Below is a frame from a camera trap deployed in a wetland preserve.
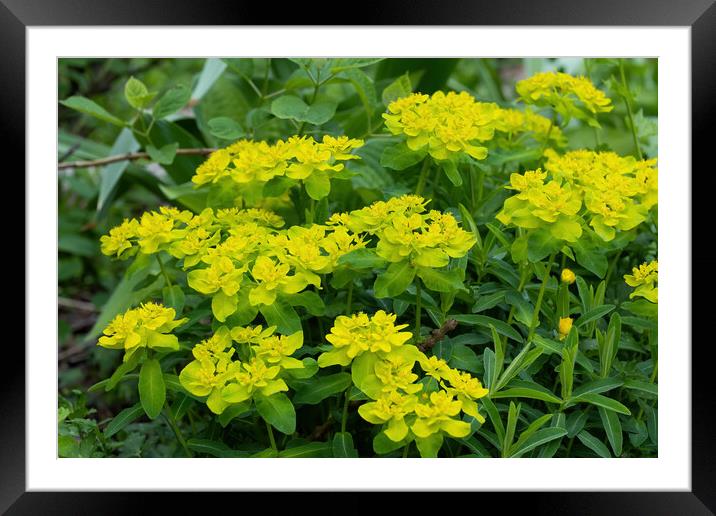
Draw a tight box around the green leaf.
[304,172,331,200]
[577,429,611,457]
[259,298,302,335]
[207,116,243,140]
[192,58,227,100]
[284,291,325,316]
[58,233,96,257]
[481,396,504,444]
[292,373,351,405]
[162,285,185,314]
[270,95,337,125]
[97,128,140,211]
[60,96,125,127]
[152,83,191,119]
[527,228,561,263]
[332,432,359,458]
[490,380,562,404]
[622,380,658,396]
[337,248,387,269]
[448,345,481,374]
[211,291,237,322]
[105,352,141,392]
[380,142,426,170]
[104,403,144,438]
[373,431,406,455]
[571,377,623,398]
[124,77,155,109]
[452,314,523,343]
[254,393,296,435]
[573,239,608,278]
[187,439,248,458]
[138,359,166,420]
[441,159,462,186]
[279,442,332,458]
[575,304,615,327]
[509,427,568,458]
[569,393,631,415]
[416,267,463,293]
[381,72,412,105]
[217,401,251,427]
[330,58,384,73]
[374,261,416,298]
[415,433,444,458]
[598,407,623,456]
[146,142,178,165]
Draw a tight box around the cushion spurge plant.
[82,58,657,459]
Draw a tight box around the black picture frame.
[6,1,713,513]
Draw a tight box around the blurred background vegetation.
[57,57,657,457]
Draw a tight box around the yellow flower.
[442,369,488,422]
[358,391,418,442]
[248,255,315,306]
[317,310,412,367]
[624,260,658,303]
[187,256,245,297]
[561,268,576,284]
[98,302,187,360]
[100,218,139,258]
[135,211,181,254]
[221,357,288,404]
[558,317,573,340]
[411,391,472,439]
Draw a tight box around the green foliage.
[58,57,658,459]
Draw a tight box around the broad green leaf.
[304,172,331,200]
[575,304,615,327]
[192,58,227,100]
[207,116,243,140]
[284,291,325,316]
[415,433,444,458]
[279,442,332,458]
[124,77,155,109]
[337,248,387,269]
[292,373,351,405]
[217,402,252,427]
[60,96,125,127]
[97,128,140,211]
[380,142,426,170]
[598,407,623,456]
[416,267,463,293]
[452,314,523,343]
[527,228,561,263]
[373,432,405,455]
[381,72,412,105]
[270,95,337,125]
[374,261,416,298]
[259,298,302,335]
[332,432,359,458]
[162,285,185,314]
[138,359,166,420]
[573,239,608,278]
[104,403,144,438]
[448,345,481,374]
[146,142,178,165]
[255,392,296,435]
[58,234,96,257]
[212,291,237,322]
[577,429,611,457]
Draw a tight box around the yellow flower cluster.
[317,311,488,448]
[493,107,566,146]
[98,302,187,361]
[624,260,658,303]
[178,325,304,414]
[331,194,476,268]
[191,135,364,201]
[383,91,498,161]
[497,149,657,243]
[516,71,613,120]
[544,149,658,241]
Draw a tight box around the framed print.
[5,0,714,512]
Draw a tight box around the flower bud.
[561,268,576,284]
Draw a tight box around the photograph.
[56,56,659,459]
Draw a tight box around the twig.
[417,319,458,353]
[58,297,98,312]
[57,148,216,170]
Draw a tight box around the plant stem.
[403,441,410,458]
[526,252,557,343]
[604,250,623,287]
[341,389,350,433]
[415,158,431,196]
[345,281,354,315]
[57,148,216,170]
[163,407,192,457]
[265,419,278,452]
[414,279,422,343]
[156,255,172,288]
[619,59,643,160]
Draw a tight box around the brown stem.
[57,148,216,170]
